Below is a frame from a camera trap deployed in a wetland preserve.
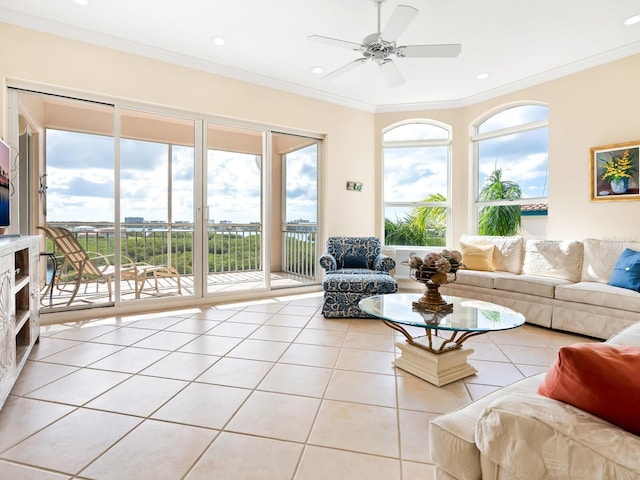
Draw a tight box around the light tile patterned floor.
[0,291,597,480]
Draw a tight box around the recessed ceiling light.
[209,36,226,46]
[311,66,325,75]
[477,73,489,80]
[623,14,640,25]
[73,0,89,5]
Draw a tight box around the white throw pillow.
[581,238,640,283]
[459,235,524,274]
[523,240,584,282]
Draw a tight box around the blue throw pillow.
[608,248,640,292]
[343,255,368,269]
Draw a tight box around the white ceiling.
[1,0,640,112]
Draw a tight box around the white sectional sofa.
[439,235,640,340]
[429,322,640,480]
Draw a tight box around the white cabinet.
[0,236,40,409]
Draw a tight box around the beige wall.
[2,22,640,243]
[377,54,640,243]
[0,23,376,238]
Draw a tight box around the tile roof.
[521,203,548,213]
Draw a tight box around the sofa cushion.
[538,342,640,435]
[342,254,368,269]
[460,235,524,274]
[322,273,398,294]
[581,238,640,283]
[454,269,510,289]
[555,281,640,313]
[522,239,584,282]
[460,243,495,271]
[608,322,640,346]
[429,374,544,480]
[477,392,640,480]
[608,248,640,292]
[494,274,572,299]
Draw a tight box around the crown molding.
[0,8,378,113]
[2,8,640,115]
[375,41,640,113]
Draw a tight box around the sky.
[383,105,549,208]
[476,105,549,199]
[384,145,448,202]
[477,127,549,198]
[45,104,545,226]
[381,105,548,225]
[45,129,318,224]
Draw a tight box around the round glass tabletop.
[359,293,525,333]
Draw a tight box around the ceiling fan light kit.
[309,0,461,87]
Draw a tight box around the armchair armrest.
[374,253,395,273]
[319,253,337,272]
[476,392,640,479]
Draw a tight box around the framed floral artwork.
[590,141,640,201]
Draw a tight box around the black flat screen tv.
[0,138,10,228]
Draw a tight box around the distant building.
[287,219,315,233]
[124,217,144,224]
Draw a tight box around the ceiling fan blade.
[396,44,462,58]
[381,5,418,42]
[322,58,367,82]
[307,35,361,51]
[379,60,405,88]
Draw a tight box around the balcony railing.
[42,221,317,291]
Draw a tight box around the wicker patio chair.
[37,226,180,305]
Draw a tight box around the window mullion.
[383,139,451,148]
[471,119,548,142]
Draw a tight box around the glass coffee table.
[359,293,525,386]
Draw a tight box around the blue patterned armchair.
[319,236,395,274]
[319,237,398,317]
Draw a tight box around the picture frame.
[590,141,640,201]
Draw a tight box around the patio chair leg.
[151,267,181,295]
[65,260,91,306]
[66,280,81,306]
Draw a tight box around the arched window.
[382,120,451,246]
[472,104,549,236]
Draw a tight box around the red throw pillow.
[538,342,640,436]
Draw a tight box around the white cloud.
[46,130,316,225]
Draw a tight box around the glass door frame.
[8,81,324,315]
[201,121,270,297]
[276,132,322,285]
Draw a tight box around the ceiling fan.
[308,0,461,87]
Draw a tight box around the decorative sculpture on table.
[403,249,464,312]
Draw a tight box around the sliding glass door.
[12,87,321,312]
[273,133,319,287]
[205,123,266,294]
[39,95,118,307]
[119,108,195,299]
